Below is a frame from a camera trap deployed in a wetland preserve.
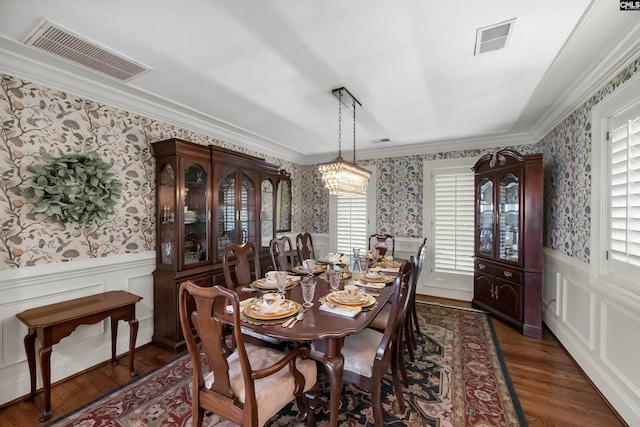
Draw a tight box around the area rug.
[45,302,526,426]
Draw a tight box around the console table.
[16,290,142,421]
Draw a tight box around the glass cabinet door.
[260,178,274,248]
[158,163,176,265]
[478,177,494,257]
[217,171,236,255]
[240,173,256,245]
[183,163,209,265]
[498,172,520,262]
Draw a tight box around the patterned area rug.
[45,302,526,426]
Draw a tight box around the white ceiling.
[1,1,639,164]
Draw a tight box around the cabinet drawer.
[475,260,522,283]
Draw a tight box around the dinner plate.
[292,265,324,275]
[251,278,296,290]
[327,291,376,308]
[244,300,301,320]
[359,273,394,283]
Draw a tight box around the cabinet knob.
[478,263,486,270]
[503,271,512,278]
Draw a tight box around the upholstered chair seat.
[204,341,317,426]
[341,328,384,378]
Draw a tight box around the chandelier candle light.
[319,87,371,196]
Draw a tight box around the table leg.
[128,318,139,377]
[322,337,344,427]
[110,316,118,364]
[37,340,53,422]
[23,330,37,401]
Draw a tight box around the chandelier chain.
[352,99,356,163]
[337,91,342,157]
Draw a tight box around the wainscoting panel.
[543,248,640,426]
[561,276,595,350]
[0,252,156,407]
[601,300,640,397]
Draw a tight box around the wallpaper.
[539,56,640,263]
[0,73,299,270]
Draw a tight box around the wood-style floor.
[0,296,626,427]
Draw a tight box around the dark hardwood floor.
[0,296,626,426]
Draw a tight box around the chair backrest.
[376,257,414,362]
[223,241,261,289]
[295,233,315,262]
[178,281,256,424]
[270,236,295,271]
[415,237,427,284]
[369,233,395,257]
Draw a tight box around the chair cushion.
[368,303,391,330]
[342,328,383,378]
[204,342,316,426]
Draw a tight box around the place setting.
[239,292,303,326]
[249,270,300,292]
[291,258,324,275]
[320,283,377,317]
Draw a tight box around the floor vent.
[475,18,516,55]
[24,19,151,82]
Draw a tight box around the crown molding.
[0,36,308,164]
[304,131,536,164]
[529,8,640,143]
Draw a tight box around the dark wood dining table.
[236,274,394,427]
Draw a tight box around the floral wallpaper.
[0,73,299,270]
[539,56,640,264]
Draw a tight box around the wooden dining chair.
[339,259,414,426]
[295,233,315,262]
[178,281,317,427]
[369,233,394,257]
[270,236,295,271]
[223,241,262,290]
[406,238,427,354]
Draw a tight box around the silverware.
[287,310,306,328]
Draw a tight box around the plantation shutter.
[433,168,475,275]
[336,194,368,254]
[609,109,640,269]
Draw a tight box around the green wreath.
[28,153,122,224]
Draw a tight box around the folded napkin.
[354,279,386,290]
[370,266,400,274]
[287,275,301,282]
[226,297,258,313]
[319,302,362,317]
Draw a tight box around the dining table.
[234,270,395,427]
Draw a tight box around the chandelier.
[318,87,371,196]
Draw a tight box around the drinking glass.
[301,278,316,307]
[304,258,316,276]
[275,271,288,294]
[328,270,341,291]
[358,256,369,275]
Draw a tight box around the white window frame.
[422,157,477,297]
[329,165,376,254]
[592,72,640,296]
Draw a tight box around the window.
[329,166,376,256]
[592,73,640,289]
[423,158,476,292]
[608,108,640,273]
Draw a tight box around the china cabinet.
[152,139,289,352]
[472,149,543,339]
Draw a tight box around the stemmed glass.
[328,270,341,291]
[301,277,316,307]
[304,259,316,276]
[275,271,288,295]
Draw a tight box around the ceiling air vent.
[474,18,516,55]
[24,19,151,82]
